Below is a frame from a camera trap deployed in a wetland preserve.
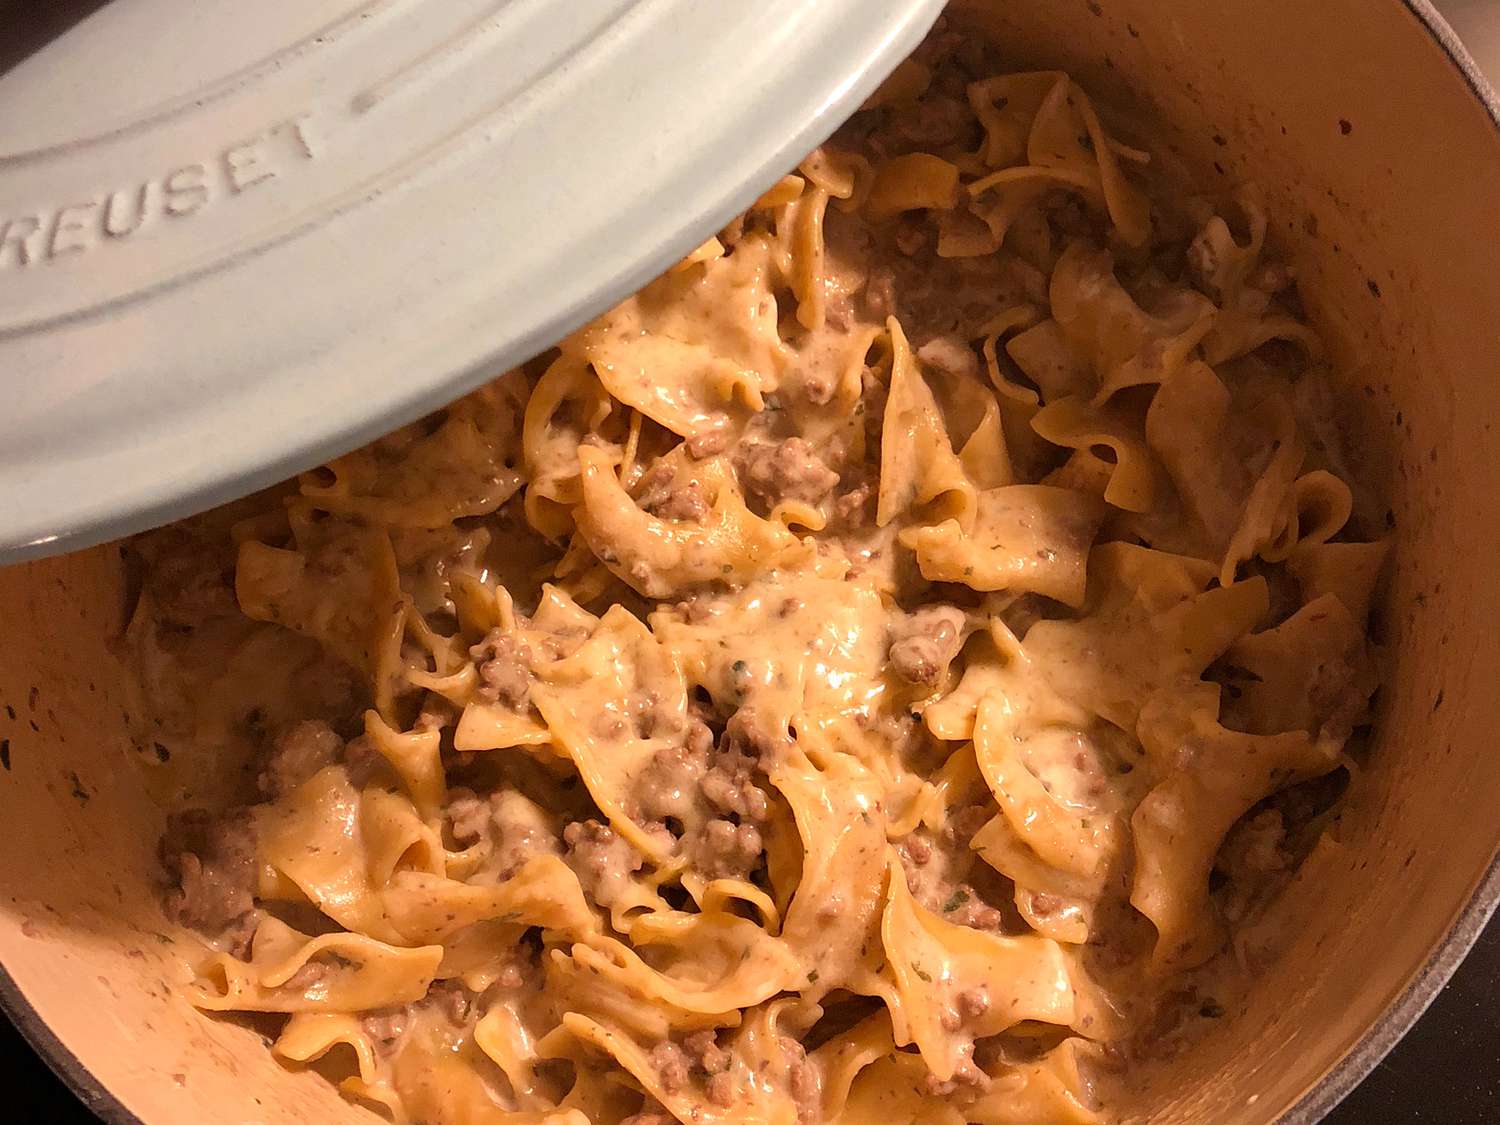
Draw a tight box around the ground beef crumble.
[160,808,258,948]
[637,461,711,522]
[563,819,644,908]
[257,719,343,798]
[445,787,561,878]
[469,629,532,707]
[694,819,765,880]
[361,1008,409,1054]
[741,438,841,507]
[898,805,1005,931]
[888,605,967,687]
[127,17,1380,1121]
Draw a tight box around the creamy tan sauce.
[130,19,1386,1125]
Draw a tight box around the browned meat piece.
[742,438,841,507]
[875,66,979,152]
[901,835,933,866]
[685,423,732,459]
[445,787,492,847]
[137,525,240,629]
[469,629,531,707]
[707,1071,735,1106]
[1309,653,1369,742]
[719,214,746,249]
[649,1040,690,1094]
[865,236,1048,344]
[699,744,771,822]
[683,1029,731,1076]
[922,1064,991,1097]
[643,1031,734,1105]
[783,1035,821,1118]
[257,719,343,798]
[888,605,966,687]
[635,742,710,823]
[685,715,715,755]
[342,733,383,788]
[688,1028,736,1107]
[940,883,1004,930]
[281,959,327,993]
[637,462,710,522]
[425,980,473,1024]
[834,480,875,528]
[898,806,1005,932]
[637,705,774,834]
[361,1008,409,1054]
[444,788,561,879]
[160,809,257,938]
[956,987,991,1021]
[720,707,783,767]
[695,819,764,880]
[564,819,644,908]
[798,364,839,407]
[944,805,991,850]
[1219,809,1290,883]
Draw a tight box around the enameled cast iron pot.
[1,1,1497,1121]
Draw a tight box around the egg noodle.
[130,22,1387,1125]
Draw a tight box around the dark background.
[2,0,1496,1120]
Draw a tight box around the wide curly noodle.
[129,20,1386,1125]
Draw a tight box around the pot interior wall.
[0,548,363,1122]
[1,1,1498,1123]
[953,0,1500,1120]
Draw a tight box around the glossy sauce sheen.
[127,21,1387,1125]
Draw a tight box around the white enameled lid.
[0,0,944,563]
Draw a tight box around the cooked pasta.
[127,19,1387,1125]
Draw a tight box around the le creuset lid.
[0,0,945,564]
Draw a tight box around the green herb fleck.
[807,970,820,984]
[942,888,970,913]
[729,660,751,697]
[911,962,933,983]
[1200,1000,1225,1019]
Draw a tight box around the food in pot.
[127,20,1388,1124]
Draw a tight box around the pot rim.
[0,958,141,1124]
[3,2,1499,1123]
